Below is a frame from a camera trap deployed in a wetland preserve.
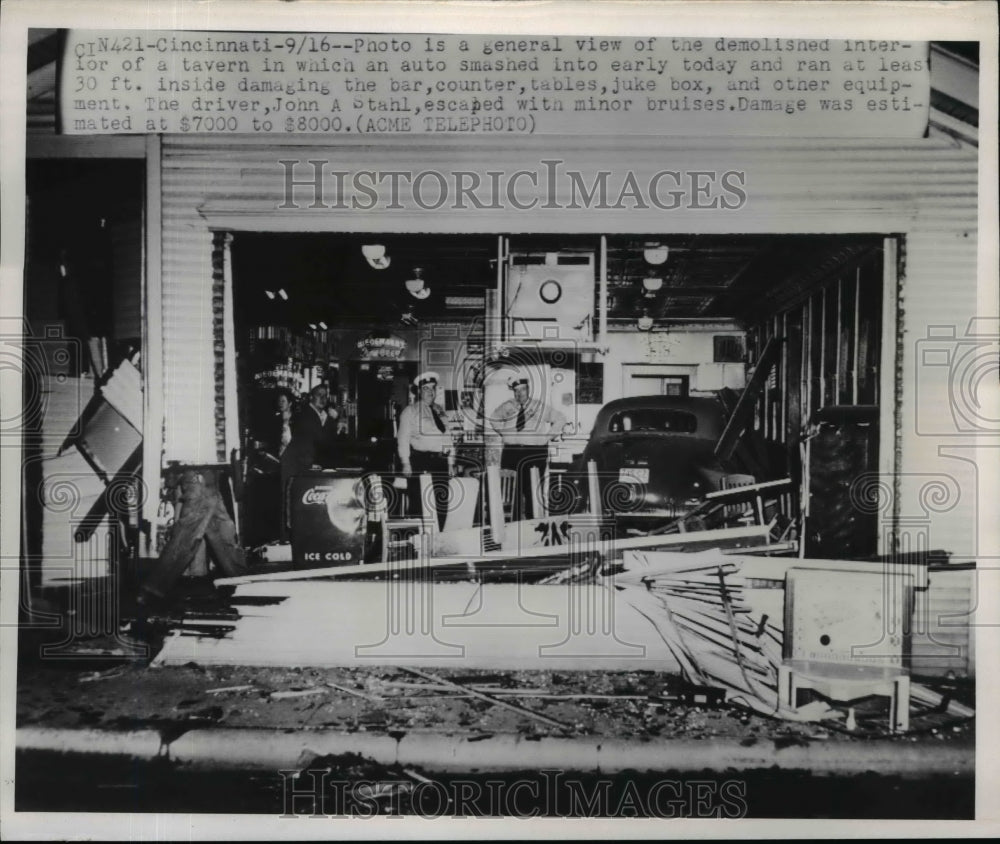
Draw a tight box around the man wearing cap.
[490,371,567,521]
[397,371,454,529]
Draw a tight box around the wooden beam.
[215,523,772,586]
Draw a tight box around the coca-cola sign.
[301,486,333,505]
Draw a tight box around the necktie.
[516,404,526,432]
[430,405,446,433]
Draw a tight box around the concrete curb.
[17,726,973,778]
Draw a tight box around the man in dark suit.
[279,383,338,536]
[289,383,338,468]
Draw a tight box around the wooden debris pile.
[156,540,976,734]
[613,549,977,729]
[614,552,804,720]
[619,562,781,714]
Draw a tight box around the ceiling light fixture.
[318,321,328,330]
[400,304,419,326]
[643,243,669,266]
[362,244,391,269]
[405,267,431,300]
[264,290,276,300]
[637,310,654,331]
[277,288,289,300]
[642,276,664,295]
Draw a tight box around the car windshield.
[607,409,699,434]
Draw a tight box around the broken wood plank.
[78,667,127,683]
[269,688,327,700]
[215,524,772,587]
[205,684,255,695]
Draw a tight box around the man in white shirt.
[490,372,566,521]
[397,371,454,528]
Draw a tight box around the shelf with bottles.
[248,325,338,367]
[253,360,337,398]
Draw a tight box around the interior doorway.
[353,361,417,442]
[625,369,692,398]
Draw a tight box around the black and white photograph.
[1,0,997,838]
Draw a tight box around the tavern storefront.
[19,33,982,681]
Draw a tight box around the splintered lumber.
[215,523,772,587]
[402,667,572,732]
[618,558,782,709]
[152,581,682,672]
[622,588,707,684]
